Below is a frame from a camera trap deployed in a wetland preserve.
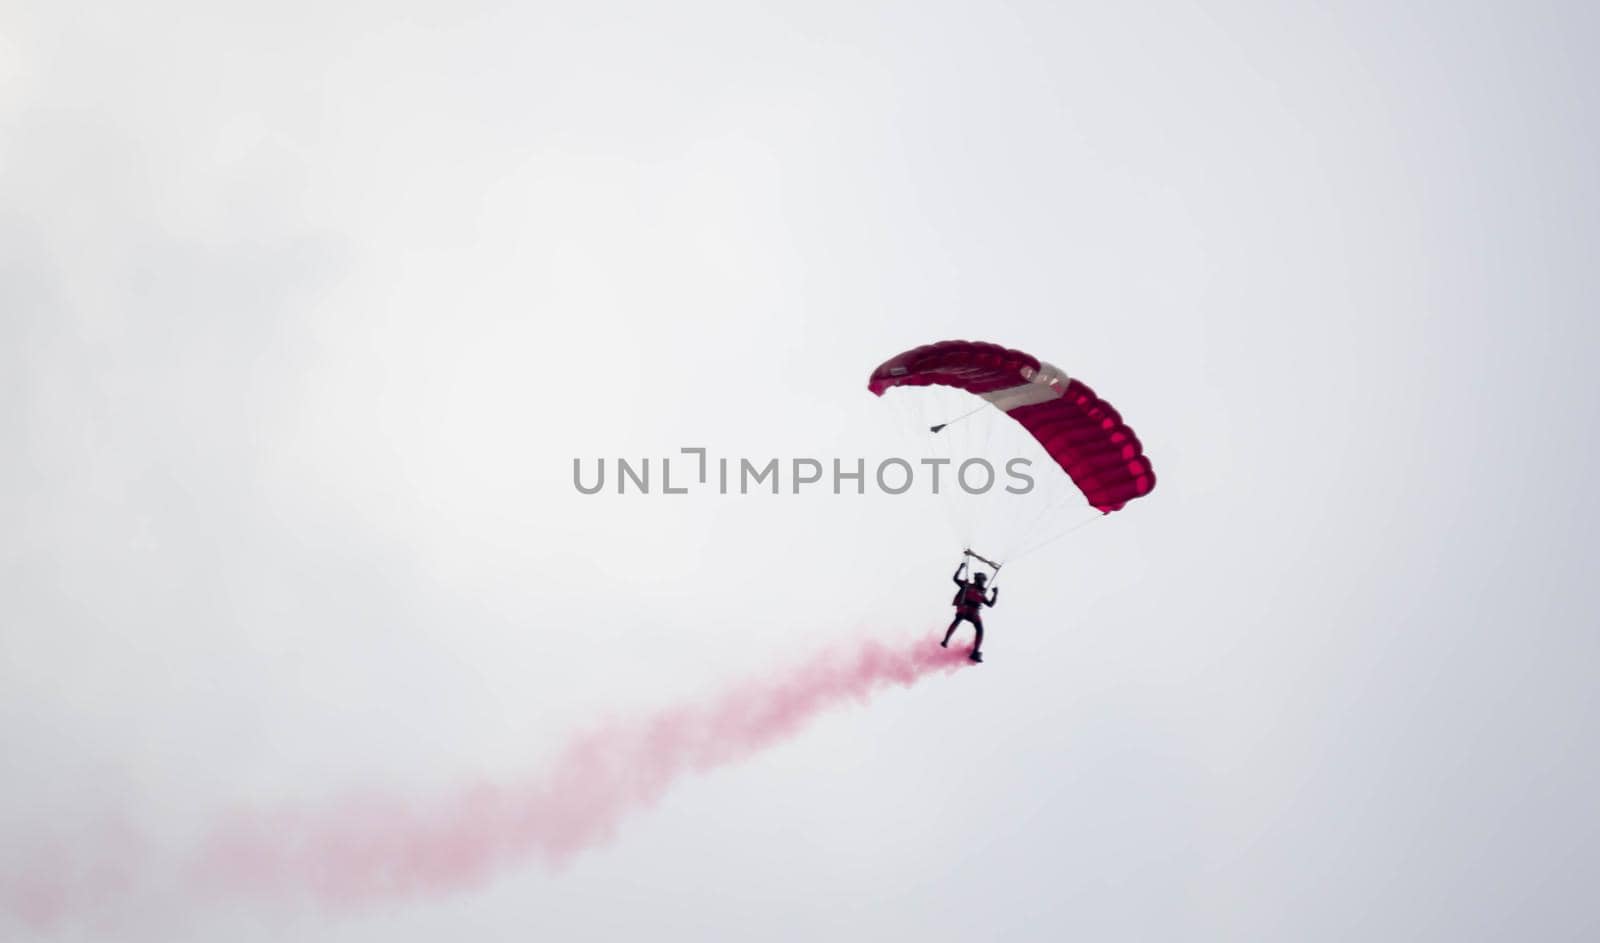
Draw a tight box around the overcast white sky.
[4,1,1598,940]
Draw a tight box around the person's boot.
[969,650,984,663]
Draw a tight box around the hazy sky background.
[4,1,1598,939]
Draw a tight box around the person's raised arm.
[953,560,967,585]
[986,586,999,606]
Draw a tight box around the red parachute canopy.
[867,340,1155,512]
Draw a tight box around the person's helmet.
[974,572,988,585]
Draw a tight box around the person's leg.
[942,616,963,647]
[969,616,984,660]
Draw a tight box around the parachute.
[867,340,1155,565]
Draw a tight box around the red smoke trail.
[201,634,974,907]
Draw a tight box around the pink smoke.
[200,634,973,908]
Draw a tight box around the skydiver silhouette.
[943,553,997,662]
